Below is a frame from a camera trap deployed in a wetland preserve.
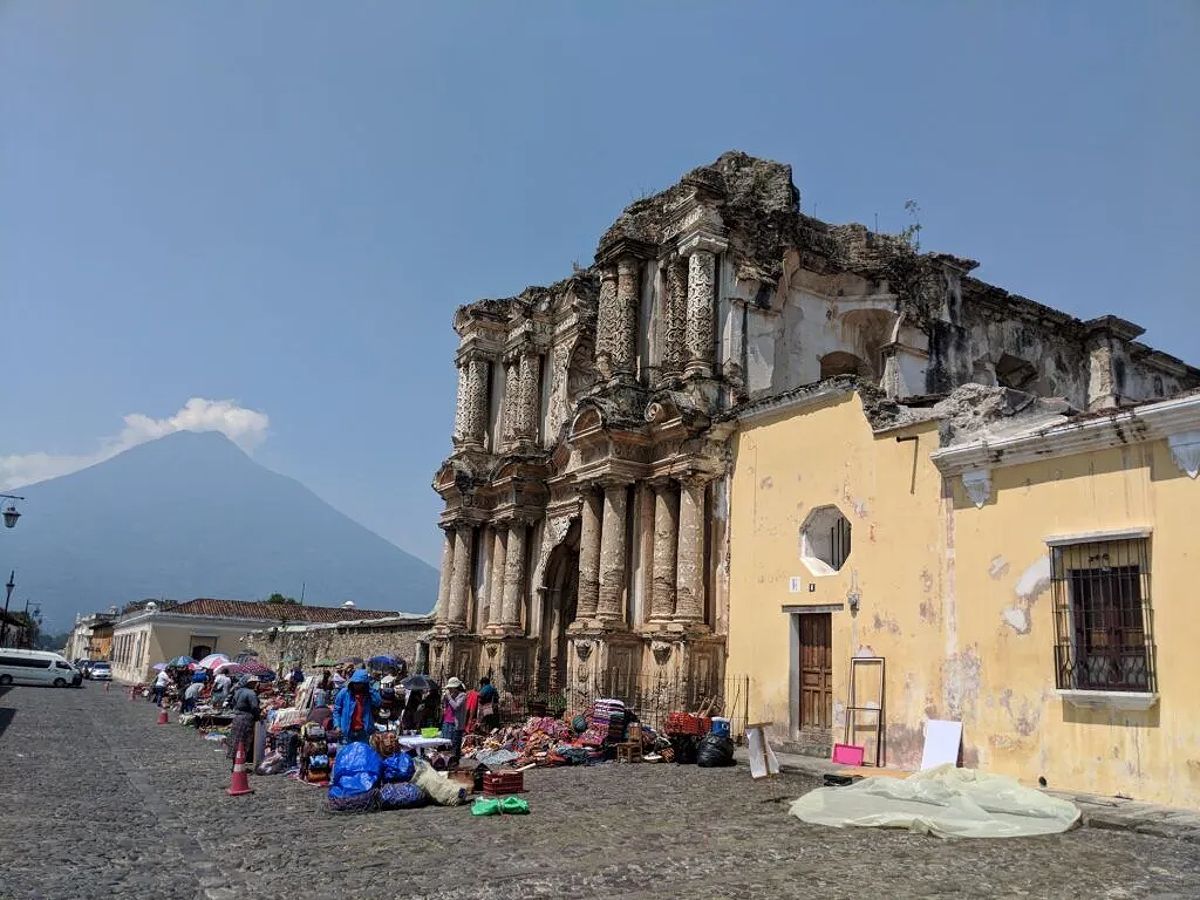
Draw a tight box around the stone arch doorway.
[537,521,580,693]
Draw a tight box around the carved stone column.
[576,487,602,622]
[594,266,619,380]
[500,519,528,630]
[457,353,489,450]
[612,256,641,379]
[435,526,455,625]
[447,523,474,627]
[487,523,508,627]
[597,482,629,624]
[674,478,707,624]
[683,250,716,378]
[516,349,540,442]
[649,482,679,622]
[663,256,688,378]
[451,362,469,446]
[500,356,520,448]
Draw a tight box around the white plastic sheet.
[789,765,1080,839]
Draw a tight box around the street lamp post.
[2,493,24,529]
[1,494,26,646]
[0,571,13,648]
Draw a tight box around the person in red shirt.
[332,669,381,743]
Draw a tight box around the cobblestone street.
[2,684,1199,900]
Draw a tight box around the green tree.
[267,592,301,605]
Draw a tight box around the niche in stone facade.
[800,504,853,576]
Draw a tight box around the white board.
[920,719,963,771]
[746,725,781,779]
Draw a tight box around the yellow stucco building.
[726,381,1200,807]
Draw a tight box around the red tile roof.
[163,598,401,624]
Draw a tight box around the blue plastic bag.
[382,753,415,783]
[330,740,382,797]
[379,782,427,809]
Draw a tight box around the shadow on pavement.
[0,705,14,740]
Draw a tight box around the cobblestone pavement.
[3,684,1200,900]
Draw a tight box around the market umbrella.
[314,658,337,667]
[151,662,167,671]
[400,674,437,692]
[196,653,230,670]
[227,661,277,682]
[169,655,194,668]
[368,654,397,668]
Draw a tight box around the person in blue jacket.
[332,668,381,743]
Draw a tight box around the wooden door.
[799,613,833,730]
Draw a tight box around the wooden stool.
[615,741,642,763]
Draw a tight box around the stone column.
[663,256,688,378]
[576,487,602,622]
[683,248,717,378]
[597,482,629,623]
[649,482,679,622]
[612,255,640,379]
[674,478,707,623]
[500,357,520,449]
[458,354,490,449]
[501,520,528,629]
[435,527,455,625]
[594,266,619,379]
[447,523,473,627]
[451,362,469,446]
[487,523,508,627]
[517,350,540,442]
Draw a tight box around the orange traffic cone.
[157,705,169,725]
[227,741,254,796]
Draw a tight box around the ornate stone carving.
[501,520,528,627]
[501,358,520,448]
[594,267,618,379]
[487,523,507,627]
[612,256,640,378]
[663,256,688,376]
[574,639,593,661]
[485,642,499,658]
[461,355,490,448]
[651,640,673,666]
[451,363,469,445]
[516,350,540,441]
[684,249,716,378]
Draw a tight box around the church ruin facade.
[427,151,1197,703]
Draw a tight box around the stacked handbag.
[300,722,332,784]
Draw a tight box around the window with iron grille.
[1051,537,1156,693]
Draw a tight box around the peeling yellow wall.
[727,391,1200,807]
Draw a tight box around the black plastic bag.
[670,734,698,765]
[696,733,736,768]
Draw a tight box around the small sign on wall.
[788,576,803,594]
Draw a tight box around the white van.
[0,648,83,687]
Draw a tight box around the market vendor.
[441,677,468,763]
[228,675,261,766]
[211,669,232,707]
[182,679,204,714]
[332,669,381,744]
[477,676,499,732]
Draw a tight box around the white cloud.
[0,398,270,490]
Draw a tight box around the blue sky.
[2,1,1197,570]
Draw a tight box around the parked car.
[0,649,84,687]
[88,661,112,681]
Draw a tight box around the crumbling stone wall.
[243,616,434,674]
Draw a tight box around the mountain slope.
[3,431,438,628]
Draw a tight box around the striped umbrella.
[196,653,231,670]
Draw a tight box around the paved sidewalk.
[736,747,1200,843]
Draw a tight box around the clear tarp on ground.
[789,765,1081,839]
